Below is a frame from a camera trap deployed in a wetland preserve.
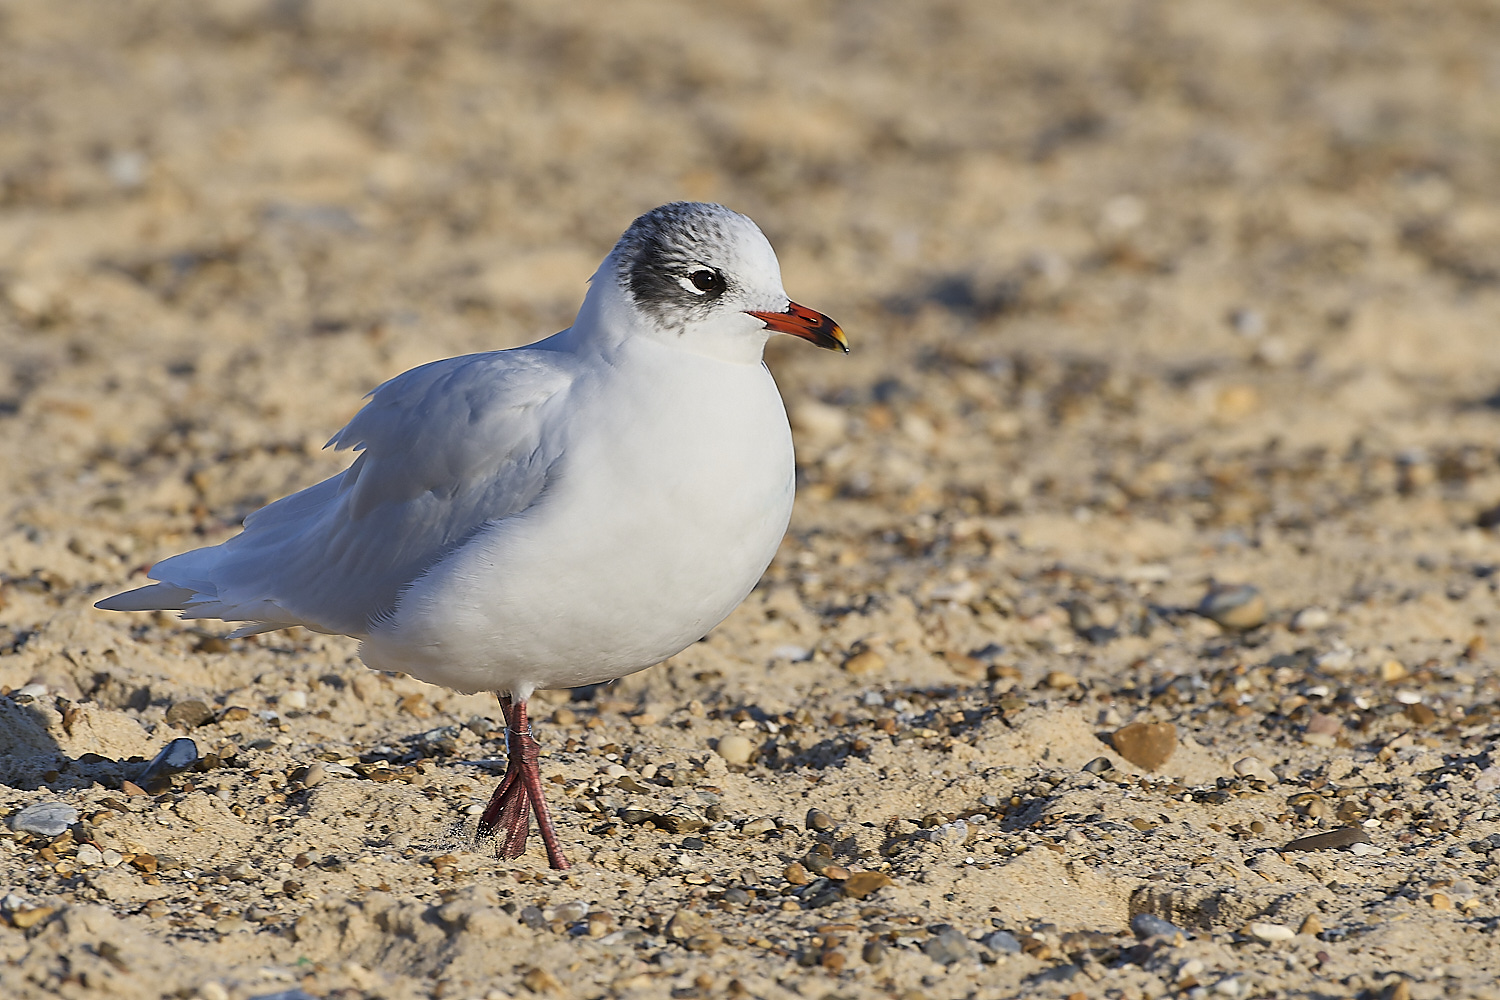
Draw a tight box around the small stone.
[782,863,811,885]
[1233,757,1278,784]
[548,900,589,924]
[861,938,887,964]
[980,930,1022,953]
[1249,922,1294,942]
[1082,756,1114,775]
[140,738,200,782]
[843,649,885,675]
[1282,827,1371,852]
[281,690,308,711]
[1111,722,1177,771]
[1290,607,1330,632]
[1385,981,1411,1000]
[301,762,328,788]
[1379,659,1409,683]
[1298,914,1323,936]
[1215,977,1243,998]
[8,906,55,929]
[218,707,250,723]
[1131,913,1183,940]
[214,916,251,934]
[665,910,709,941]
[739,817,776,837]
[10,801,78,837]
[840,871,893,900]
[165,700,215,730]
[197,982,230,1000]
[922,926,971,965]
[806,808,835,831]
[519,967,561,994]
[1403,704,1437,730]
[1045,671,1078,689]
[1430,892,1452,910]
[715,735,755,766]
[1197,583,1266,630]
[76,844,104,866]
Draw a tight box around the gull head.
[597,202,846,362]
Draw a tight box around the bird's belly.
[362,365,795,695]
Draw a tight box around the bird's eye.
[684,268,724,295]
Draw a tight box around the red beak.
[746,301,849,353]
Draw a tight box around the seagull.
[96,202,847,870]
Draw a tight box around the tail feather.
[94,583,202,613]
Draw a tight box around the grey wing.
[97,348,576,637]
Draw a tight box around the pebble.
[715,735,755,766]
[165,700,215,729]
[75,844,104,866]
[10,801,78,837]
[1298,914,1323,936]
[1112,722,1177,771]
[1249,921,1294,942]
[301,762,328,788]
[1045,671,1078,689]
[281,690,308,710]
[922,925,972,965]
[1131,913,1184,940]
[1082,756,1114,774]
[1197,583,1266,630]
[861,938,887,964]
[840,871,893,900]
[1290,607,1330,632]
[806,808,835,831]
[1379,659,1409,683]
[1430,892,1452,910]
[1282,827,1371,852]
[842,649,885,675]
[548,900,588,923]
[980,929,1021,954]
[1233,757,1278,784]
[739,817,776,837]
[665,909,709,941]
[783,863,811,885]
[140,737,200,782]
[197,983,230,1000]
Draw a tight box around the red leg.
[476,694,571,870]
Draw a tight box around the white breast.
[359,338,795,696]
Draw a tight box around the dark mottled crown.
[613,202,747,327]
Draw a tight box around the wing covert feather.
[145,349,576,635]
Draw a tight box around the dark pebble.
[140,738,200,782]
[720,887,751,905]
[861,938,887,964]
[518,905,547,930]
[1282,827,1372,852]
[165,700,215,730]
[1082,756,1114,774]
[1131,913,1184,939]
[806,808,835,831]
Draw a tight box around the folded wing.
[96,348,576,637]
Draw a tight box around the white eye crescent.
[680,268,724,296]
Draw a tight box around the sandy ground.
[4,1,1500,998]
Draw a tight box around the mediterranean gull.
[96,202,847,870]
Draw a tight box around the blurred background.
[3,0,1500,677]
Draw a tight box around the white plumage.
[97,202,846,869]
